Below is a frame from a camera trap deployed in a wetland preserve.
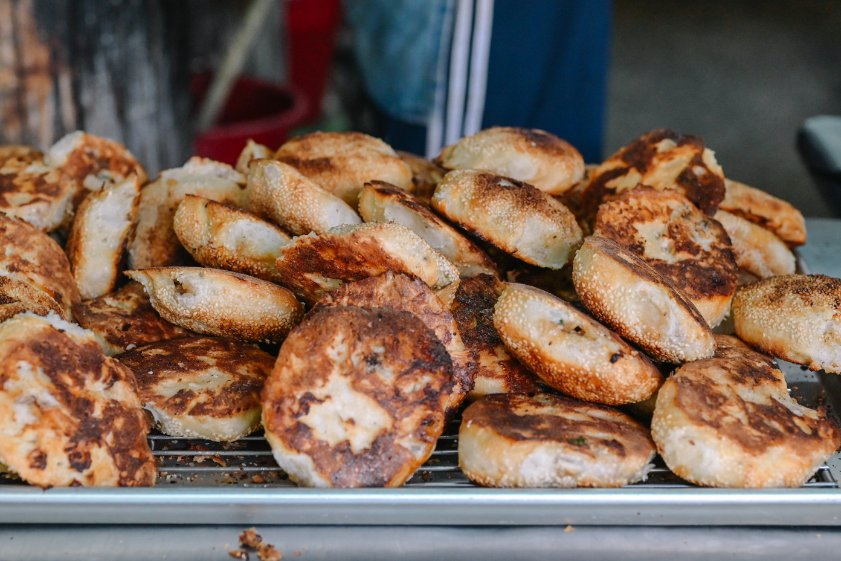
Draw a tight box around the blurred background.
[1,0,839,216]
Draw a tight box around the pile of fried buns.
[0,126,837,489]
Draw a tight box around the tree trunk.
[0,0,192,174]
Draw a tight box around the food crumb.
[228,548,249,560]
[251,473,266,484]
[564,525,575,533]
[239,527,283,561]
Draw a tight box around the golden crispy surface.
[46,131,147,200]
[721,179,806,246]
[0,146,76,231]
[173,195,291,284]
[127,157,246,269]
[732,275,841,373]
[432,170,583,269]
[0,213,78,319]
[583,128,725,219]
[572,236,715,363]
[494,283,662,405]
[714,210,795,279]
[437,127,585,195]
[652,335,841,487]
[451,275,538,398]
[0,313,155,487]
[273,222,459,304]
[358,180,498,278]
[262,306,452,487]
[65,176,141,300]
[245,159,360,236]
[595,186,738,327]
[275,131,412,205]
[126,267,303,344]
[459,393,655,488]
[118,336,272,441]
[72,282,188,355]
[318,272,475,413]
[396,150,444,202]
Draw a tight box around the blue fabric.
[344,0,452,125]
[482,0,612,162]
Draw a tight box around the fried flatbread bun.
[273,222,460,304]
[594,186,738,327]
[126,267,303,343]
[72,282,188,355]
[235,139,273,175]
[262,306,452,487]
[732,275,841,373]
[458,393,656,488]
[0,213,78,320]
[432,170,583,269]
[714,210,795,279]
[572,236,715,363]
[494,283,662,405]
[720,179,806,246]
[245,159,361,235]
[46,131,147,198]
[173,195,291,284]
[359,180,497,277]
[0,146,76,231]
[437,127,585,196]
[0,313,155,487]
[128,157,246,269]
[66,175,141,299]
[451,275,538,398]
[396,150,444,203]
[275,131,412,205]
[652,335,841,487]
[318,272,475,413]
[118,336,273,441]
[583,128,725,217]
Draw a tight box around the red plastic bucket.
[192,73,308,165]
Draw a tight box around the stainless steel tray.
[0,359,839,527]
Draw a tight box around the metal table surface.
[1,218,840,561]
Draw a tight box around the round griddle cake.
[652,335,841,487]
[358,180,498,278]
[245,159,361,236]
[0,213,78,320]
[459,393,656,488]
[720,179,806,247]
[451,275,538,398]
[437,127,585,196]
[594,186,738,327]
[0,146,76,231]
[494,283,662,405]
[118,336,273,441]
[262,306,453,487]
[582,128,725,218]
[126,267,303,344]
[732,275,841,373]
[46,131,147,201]
[273,222,460,305]
[572,236,715,363]
[318,271,475,413]
[275,131,412,205]
[432,170,583,270]
[714,210,795,279]
[0,313,155,487]
[173,195,291,284]
[72,282,188,355]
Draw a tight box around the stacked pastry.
[0,125,836,490]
